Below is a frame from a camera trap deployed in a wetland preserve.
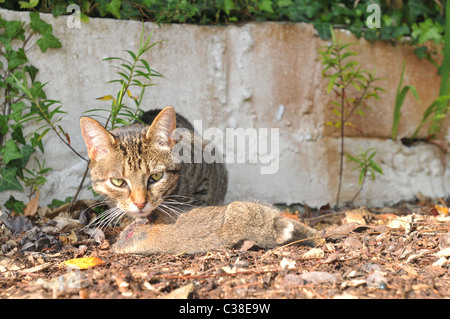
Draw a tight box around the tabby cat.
[80,106,320,255]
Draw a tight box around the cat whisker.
[95,208,126,229]
[162,195,201,210]
[85,207,127,242]
[156,204,182,222]
[79,198,113,222]
[163,199,196,206]
[162,201,197,210]
[162,194,198,202]
[158,202,207,236]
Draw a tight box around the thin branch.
[68,161,90,212]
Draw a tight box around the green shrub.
[0,12,63,212]
[0,0,445,45]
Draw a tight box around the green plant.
[320,27,384,206]
[428,0,450,137]
[345,147,383,203]
[391,61,420,140]
[394,1,450,142]
[0,12,63,211]
[85,25,163,129]
[3,0,446,52]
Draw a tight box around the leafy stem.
[320,27,384,206]
[346,148,383,203]
[10,71,87,162]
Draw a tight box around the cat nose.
[134,201,147,210]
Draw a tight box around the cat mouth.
[129,211,152,218]
[125,204,154,218]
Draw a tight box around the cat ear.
[145,106,177,148]
[80,117,116,161]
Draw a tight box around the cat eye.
[148,172,164,185]
[110,178,126,187]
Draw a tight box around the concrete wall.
[1,8,449,208]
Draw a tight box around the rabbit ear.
[145,106,177,148]
[80,117,116,161]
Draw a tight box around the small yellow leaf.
[62,257,105,270]
[126,89,139,100]
[435,205,448,216]
[96,95,113,101]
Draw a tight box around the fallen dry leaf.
[160,283,194,299]
[302,247,325,259]
[435,205,448,216]
[432,257,448,267]
[59,230,78,245]
[115,276,132,297]
[435,247,450,258]
[19,262,53,274]
[280,257,296,269]
[342,208,369,225]
[24,191,40,217]
[62,257,105,270]
[341,279,366,288]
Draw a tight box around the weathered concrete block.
[0,9,448,208]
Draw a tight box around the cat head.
[80,106,181,218]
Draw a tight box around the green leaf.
[392,61,420,139]
[326,73,339,93]
[11,124,26,144]
[25,65,39,83]
[19,0,38,9]
[30,132,44,153]
[414,46,428,59]
[369,161,383,175]
[358,169,366,185]
[1,140,23,164]
[4,195,26,214]
[125,49,137,61]
[431,1,450,135]
[106,0,122,19]
[5,48,28,70]
[0,167,23,191]
[313,21,332,40]
[0,115,8,135]
[278,0,293,7]
[19,144,35,168]
[406,0,433,25]
[4,19,25,41]
[36,33,62,53]
[30,12,62,52]
[259,0,273,13]
[223,0,236,15]
[30,12,50,33]
[48,196,72,208]
[364,29,378,41]
[80,12,90,24]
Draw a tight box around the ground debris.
[0,200,448,299]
